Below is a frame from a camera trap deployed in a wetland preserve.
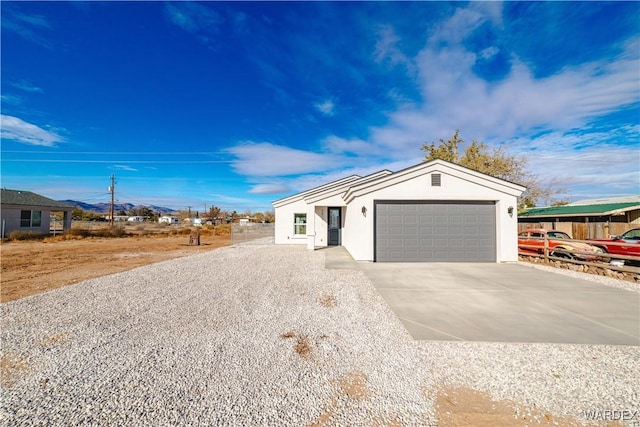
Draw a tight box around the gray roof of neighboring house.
[0,188,74,209]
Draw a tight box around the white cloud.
[227,5,639,200]
[11,80,43,93]
[248,183,291,195]
[227,141,344,177]
[315,100,335,116]
[479,46,499,61]
[361,13,639,166]
[164,2,223,48]
[321,135,383,157]
[374,25,404,64]
[0,115,64,147]
[2,8,53,48]
[165,2,222,34]
[113,165,138,172]
[1,94,23,105]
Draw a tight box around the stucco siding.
[273,159,525,263]
[342,172,520,262]
[274,199,308,245]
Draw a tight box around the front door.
[328,207,341,246]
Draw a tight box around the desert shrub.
[214,224,232,236]
[199,225,215,236]
[93,227,127,238]
[66,226,127,238]
[8,230,43,241]
[68,228,93,238]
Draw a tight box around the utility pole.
[109,174,115,227]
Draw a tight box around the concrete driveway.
[324,247,640,344]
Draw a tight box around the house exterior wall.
[313,206,328,248]
[305,193,347,249]
[273,160,524,263]
[342,172,520,262]
[274,199,308,245]
[1,205,52,237]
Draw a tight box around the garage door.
[375,201,496,262]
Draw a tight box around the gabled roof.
[272,175,361,208]
[304,170,392,204]
[0,189,74,209]
[343,159,526,203]
[520,202,640,218]
[272,159,526,207]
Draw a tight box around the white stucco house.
[272,159,526,262]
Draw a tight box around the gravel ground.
[1,243,639,426]
[518,261,640,293]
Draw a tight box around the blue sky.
[1,1,638,212]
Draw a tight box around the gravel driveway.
[1,244,639,426]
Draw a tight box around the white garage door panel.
[375,201,496,262]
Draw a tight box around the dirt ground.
[0,233,230,303]
[0,234,616,426]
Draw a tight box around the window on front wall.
[294,213,307,235]
[20,210,42,227]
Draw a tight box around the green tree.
[71,207,84,221]
[421,130,565,208]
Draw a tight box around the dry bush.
[214,224,232,236]
[8,230,43,241]
[66,227,127,239]
[199,225,215,236]
[67,228,93,238]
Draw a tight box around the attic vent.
[431,173,441,186]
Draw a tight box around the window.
[32,210,42,227]
[294,213,307,235]
[431,173,441,186]
[20,210,42,227]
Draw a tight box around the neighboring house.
[519,196,640,225]
[272,159,525,263]
[127,216,146,222]
[184,218,203,226]
[159,215,180,224]
[0,188,74,238]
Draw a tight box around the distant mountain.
[60,200,175,214]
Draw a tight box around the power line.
[1,150,227,155]
[2,159,232,164]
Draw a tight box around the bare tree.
[421,130,566,208]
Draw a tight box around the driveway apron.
[326,247,640,344]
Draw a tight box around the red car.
[588,228,640,264]
[518,229,603,261]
